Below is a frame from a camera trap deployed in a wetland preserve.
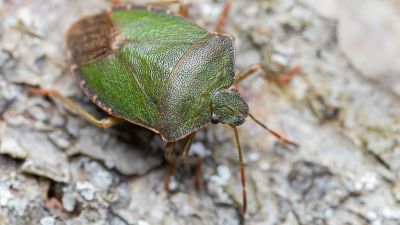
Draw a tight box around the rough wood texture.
[1,0,400,224]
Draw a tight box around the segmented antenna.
[231,125,247,214]
[248,113,298,147]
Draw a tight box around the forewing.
[77,54,157,128]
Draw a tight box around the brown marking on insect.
[95,99,113,114]
[66,12,118,66]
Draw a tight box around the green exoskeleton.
[30,0,297,214]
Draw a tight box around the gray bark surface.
[1,0,400,224]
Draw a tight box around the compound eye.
[211,113,220,124]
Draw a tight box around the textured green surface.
[111,9,207,42]
[76,8,245,141]
[212,90,249,126]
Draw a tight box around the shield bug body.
[67,5,242,142]
[31,1,297,214]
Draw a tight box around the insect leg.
[27,88,124,128]
[248,113,298,147]
[234,63,264,85]
[176,132,203,190]
[230,125,247,214]
[193,158,202,190]
[178,132,196,161]
[163,142,177,191]
[175,0,189,18]
[163,136,203,191]
[215,0,231,33]
[234,64,300,86]
[275,65,301,86]
[163,141,177,163]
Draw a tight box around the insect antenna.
[248,113,298,147]
[230,125,247,214]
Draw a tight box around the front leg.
[235,63,300,86]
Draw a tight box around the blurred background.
[1,0,400,224]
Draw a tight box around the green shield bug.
[29,0,298,214]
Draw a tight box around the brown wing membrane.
[66,13,118,66]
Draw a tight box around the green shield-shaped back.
[66,6,235,141]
